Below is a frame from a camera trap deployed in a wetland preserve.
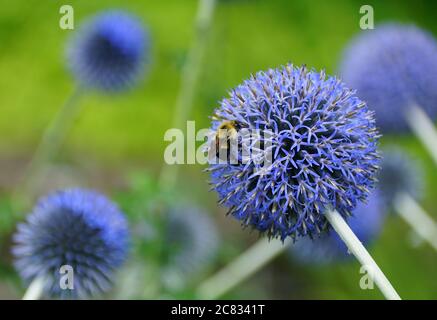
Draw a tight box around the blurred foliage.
[1,0,437,299]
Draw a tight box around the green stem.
[158,0,217,190]
[197,237,291,299]
[13,87,84,209]
[22,277,45,300]
[394,192,437,252]
[325,209,400,300]
[406,104,437,167]
[197,210,401,300]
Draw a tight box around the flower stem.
[324,209,401,300]
[197,209,401,300]
[158,0,217,190]
[406,105,437,167]
[13,87,84,208]
[197,237,291,299]
[22,277,45,300]
[394,192,437,252]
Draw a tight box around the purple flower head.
[208,64,380,241]
[67,10,149,92]
[13,188,130,299]
[288,191,385,264]
[339,23,437,133]
[378,148,424,207]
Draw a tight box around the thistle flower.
[67,10,149,92]
[208,64,380,241]
[13,188,130,299]
[288,191,385,264]
[163,206,219,289]
[339,23,437,133]
[378,148,424,207]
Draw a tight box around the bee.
[214,120,241,163]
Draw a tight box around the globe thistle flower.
[378,148,424,207]
[67,10,149,92]
[162,205,219,289]
[339,23,437,133]
[288,191,385,264]
[13,188,130,299]
[208,64,380,241]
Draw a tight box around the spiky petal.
[208,64,380,241]
[13,188,130,299]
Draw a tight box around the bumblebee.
[214,120,241,163]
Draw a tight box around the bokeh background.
[1,0,437,299]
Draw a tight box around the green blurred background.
[0,0,437,299]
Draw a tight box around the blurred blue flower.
[288,191,385,264]
[208,64,380,241]
[67,10,149,92]
[378,148,424,207]
[13,188,130,299]
[162,205,219,289]
[339,23,437,133]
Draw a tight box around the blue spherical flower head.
[340,24,437,133]
[13,188,130,299]
[208,64,380,241]
[378,148,424,207]
[163,205,219,289]
[289,191,385,264]
[67,10,149,92]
